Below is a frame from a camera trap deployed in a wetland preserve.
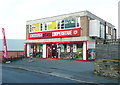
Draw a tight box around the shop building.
[25,11,116,61]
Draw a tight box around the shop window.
[29,44,34,56]
[58,44,64,52]
[67,44,70,52]
[76,43,83,59]
[36,44,43,57]
[29,44,43,58]
[73,44,77,52]
[88,49,95,59]
[58,43,83,59]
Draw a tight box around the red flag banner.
[2,28,8,58]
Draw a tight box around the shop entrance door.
[52,44,57,58]
[47,44,52,58]
[46,44,57,58]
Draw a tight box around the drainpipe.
[104,22,106,44]
[113,28,116,41]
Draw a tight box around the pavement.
[2,58,120,84]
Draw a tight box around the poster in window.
[73,44,77,52]
[61,45,64,52]
[32,24,40,32]
[47,21,57,30]
[67,45,70,52]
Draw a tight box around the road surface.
[2,67,78,83]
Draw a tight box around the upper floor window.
[29,17,80,33]
[65,18,76,28]
[29,25,32,32]
[47,21,57,30]
[58,17,80,29]
[40,23,47,31]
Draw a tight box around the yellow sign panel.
[32,24,40,32]
[48,21,57,30]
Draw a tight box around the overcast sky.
[0,0,119,39]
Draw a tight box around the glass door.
[46,44,52,58]
[46,44,58,58]
[52,44,57,58]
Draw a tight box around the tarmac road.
[2,67,78,83]
[2,58,120,84]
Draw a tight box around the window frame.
[29,17,81,33]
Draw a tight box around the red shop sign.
[28,28,80,39]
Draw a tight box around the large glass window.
[29,44,43,58]
[58,17,80,29]
[65,18,76,28]
[36,44,43,57]
[58,42,83,59]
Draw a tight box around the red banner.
[2,28,8,58]
[28,28,80,39]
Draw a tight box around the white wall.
[83,42,86,60]
[43,44,46,58]
[27,44,30,57]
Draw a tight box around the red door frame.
[33,44,36,57]
[86,41,88,61]
[46,44,52,58]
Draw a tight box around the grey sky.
[0,0,119,39]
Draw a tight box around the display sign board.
[28,28,80,39]
[31,24,40,32]
[48,21,57,30]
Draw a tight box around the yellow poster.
[32,24,40,32]
[48,21,57,30]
